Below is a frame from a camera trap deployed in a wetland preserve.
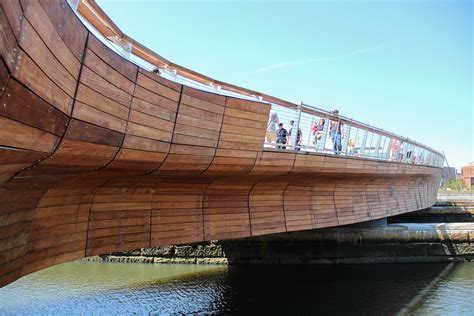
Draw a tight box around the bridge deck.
[0,0,441,287]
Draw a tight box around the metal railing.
[264,103,444,168]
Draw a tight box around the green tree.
[443,178,466,191]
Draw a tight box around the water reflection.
[1,261,474,315]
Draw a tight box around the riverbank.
[84,244,228,265]
[85,197,474,265]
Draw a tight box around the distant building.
[461,162,474,189]
[440,167,457,187]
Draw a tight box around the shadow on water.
[215,263,457,315]
[0,261,465,315]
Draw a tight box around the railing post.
[291,103,303,150]
[343,123,351,155]
[385,137,392,160]
[374,134,382,158]
[306,111,315,150]
[359,129,368,157]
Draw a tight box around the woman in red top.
[312,118,325,149]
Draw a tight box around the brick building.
[461,162,474,189]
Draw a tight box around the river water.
[1,261,473,315]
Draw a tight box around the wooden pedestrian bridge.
[0,0,443,286]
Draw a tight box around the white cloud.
[254,62,291,73]
[252,42,388,74]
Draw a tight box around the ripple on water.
[2,262,474,314]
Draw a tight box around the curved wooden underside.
[0,0,441,286]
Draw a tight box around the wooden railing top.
[72,0,443,159]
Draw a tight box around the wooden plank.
[131,97,176,122]
[0,79,68,136]
[168,144,215,156]
[0,147,45,165]
[21,0,80,78]
[182,86,225,106]
[180,94,225,115]
[83,48,134,94]
[38,0,88,61]
[87,35,137,82]
[72,101,127,133]
[176,113,221,131]
[122,135,169,152]
[174,123,219,140]
[56,139,118,158]
[18,19,76,97]
[225,97,269,115]
[0,116,59,152]
[221,124,264,137]
[76,83,129,120]
[80,66,132,107]
[0,58,8,93]
[65,119,124,147]
[126,122,172,143]
[225,108,268,121]
[12,50,73,114]
[138,68,181,91]
[115,148,167,163]
[223,115,267,129]
[136,72,180,102]
[1,0,22,40]
[172,134,218,148]
[128,109,174,132]
[0,6,19,73]
[133,85,178,113]
[178,103,223,123]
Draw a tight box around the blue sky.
[97,0,472,170]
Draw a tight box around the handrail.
[299,103,442,156]
[70,0,444,161]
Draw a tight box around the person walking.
[312,118,325,149]
[276,123,288,149]
[289,120,302,151]
[266,111,279,146]
[329,109,343,155]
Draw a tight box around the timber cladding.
[0,0,441,287]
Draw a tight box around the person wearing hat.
[329,109,344,155]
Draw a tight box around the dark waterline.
[1,261,474,315]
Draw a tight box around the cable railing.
[69,0,444,169]
[265,103,444,168]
